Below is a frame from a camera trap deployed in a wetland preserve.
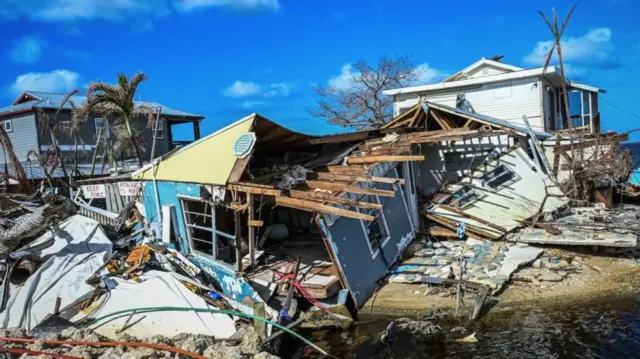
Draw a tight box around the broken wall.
[429,147,569,238]
[414,134,516,195]
[319,162,416,308]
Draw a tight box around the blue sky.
[1,0,640,140]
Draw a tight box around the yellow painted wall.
[133,116,254,185]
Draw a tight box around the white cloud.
[9,36,47,64]
[523,27,615,66]
[224,81,261,97]
[9,70,79,96]
[224,80,290,98]
[328,64,355,90]
[0,0,168,22]
[263,83,290,97]
[174,0,280,12]
[412,63,445,85]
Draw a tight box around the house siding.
[324,164,415,308]
[0,112,39,163]
[37,109,171,163]
[394,77,545,132]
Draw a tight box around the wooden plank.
[289,190,383,210]
[232,202,249,212]
[247,194,256,268]
[228,156,251,184]
[463,118,474,128]
[227,184,281,196]
[248,219,264,227]
[438,204,509,233]
[312,171,405,185]
[318,165,366,174]
[309,131,373,145]
[368,146,412,156]
[234,207,242,272]
[305,180,395,197]
[274,196,375,221]
[347,155,424,164]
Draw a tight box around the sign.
[118,182,142,197]
[82,184,106,199]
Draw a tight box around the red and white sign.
[82,184,106,199]
[118,182,142,197]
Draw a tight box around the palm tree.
[537,5,579,129]
[59,92,89,178]
[79,72,148,167]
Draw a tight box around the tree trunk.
[46,120,68,180]
[123,114,143,167]
[91,128,103,176]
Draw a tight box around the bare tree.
[308,56,421,131]
[538,5,579,129]
[0,127,30,192]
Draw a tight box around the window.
[3,120,12,133]
[480,164,519,190]
[95,118,110,139]
[181,197,237,267]
[152,120,164,139]
[442,185,481,208]
[358,195,390,258]
[560,89,597,131]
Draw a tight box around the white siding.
[394,77,545,131]
[465,64,511,80]
[0,113,39,163]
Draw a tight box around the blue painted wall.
[142,181,262,306]
[322,167,416,308]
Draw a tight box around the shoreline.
[361,249,640,318]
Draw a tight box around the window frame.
[179,196,237,269]
[3,120,12,133]
[441,184,483,209]
[153,119,165,140]
[356,192,391,259]
[480,164,520,191]
[94,118,110,139]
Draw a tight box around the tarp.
[77,270,237,340]
[0,215,112,331]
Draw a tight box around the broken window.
[180,197,237,267]
[356,185,391,257]
[480,164,519,190]
[442,185,481,208]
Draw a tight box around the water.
[306,297,640,359]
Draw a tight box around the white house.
[382,58,604,133]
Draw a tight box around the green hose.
[81,306,333,357]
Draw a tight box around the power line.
[600,96,640,121]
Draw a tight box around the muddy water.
[304,297,640,358]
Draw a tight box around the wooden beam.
[274,196,374,221]
[309,131,373,145]
[438,204,508,233]
[311,171,405,185]
[228,184,281,196]
[305,180,395,197]
[247,194,256,267]
[430,109,452,130]
[463,118,474,128]
[318,165,366,174]
[368,146,412,156]
[232,202,249,212]
[234,206,242,272]
[289,190,383,210]
[248,219,264,227]
[347,155,424,164]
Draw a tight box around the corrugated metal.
[23,91,203,119]
[133,115,255,185]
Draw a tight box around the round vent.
[233,132,256,158]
